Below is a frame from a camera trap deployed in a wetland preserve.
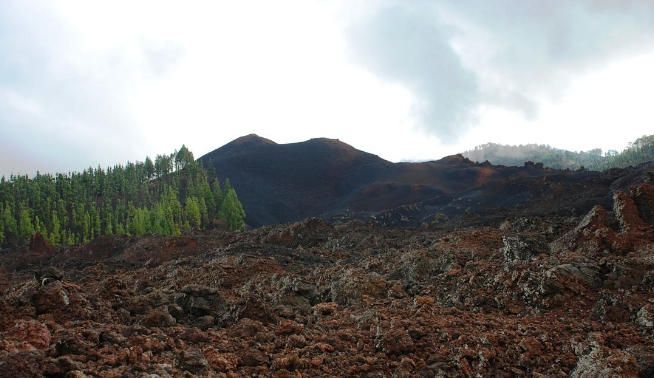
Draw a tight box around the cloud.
[345,0,654,142]
[0,0,179,175]
[346,3,479,142]
[2,0,654,175]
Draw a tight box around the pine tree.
[199,197,208,227]
[115,222,126,236]
[144,156,155,180]
[18,208,34,241]
[3,205,17,243]
[50,211,61,245]
[175,145,195,171]
[219,188,246,231]
[93,212,101,238]
[0,209,4,246]
[105,211,113,235]
[0,146,247,247]
[34,216,44,236]
[185,197,201,230]
[211,180,223,221]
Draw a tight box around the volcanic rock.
[571,341,639,377]
[32,281,70,314]
[636,304,654,328]
[501,235,547,262]
[0,179,653,376]
[179,349,209,373]
[143,308,176,327]
[1,319,51,351]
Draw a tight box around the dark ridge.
[200,135,652,227]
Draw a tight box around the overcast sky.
[2,0,654,176]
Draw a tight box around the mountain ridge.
[199,135,645,227]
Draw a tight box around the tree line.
[462,134,654,171]
[0,145,245,248]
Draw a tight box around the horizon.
[2,1,654,176]
[1,132,649,178]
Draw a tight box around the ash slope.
[199,134,654,227]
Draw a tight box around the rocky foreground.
[1,184,654,377]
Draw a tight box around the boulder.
[542,263,602,295]
[631,183,654,224]
[238,350,269,367]
[378,328,415,356]
[501,235,546,262]
[613,191,648,233]
[179,349,209,374]
[32,281,70,314]
[550,205,615,254]
[143,308,176,327]
[636,304,654,328]
[1,319,51,351]
[175,285,225,317]
[571,342,639,378]
[34,267,64,286]
[329,269,387,306]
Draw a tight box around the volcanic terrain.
[1,138,654,376]
[199,135,651,228]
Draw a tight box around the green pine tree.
[219,188,246,231]
[2,205,17,243]
[0,209,4,246]
[50,211,61,245]
[185,197,201,230]
[18,208,34,242]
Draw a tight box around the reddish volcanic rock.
[0,182,653,376]
[614,191,648,233]
[1,319,51,352]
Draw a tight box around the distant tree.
[211,180,224,215]
[0,146,246,247]
[175,145,195,171]
[185,197,201,230]
[2,204,18,245]
[462,134,654,171]
[50,211,61,245]
[0,210,4,246]
[144,156,155,180]
[18,208,34,242]
[103,210,113,235]
[219,188,246,231]
[115,222,126,236]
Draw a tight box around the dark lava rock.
[34,266,64,286]
[176,285,225,317]
[143,308,176,327]
[238,350,269,367]
[32,281,70,314]
[0,350,46,378]
[179,349,209,373]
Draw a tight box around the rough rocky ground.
[1,184,654,377]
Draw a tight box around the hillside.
[200,135,651,227]
[462,135,654,170]
[0,146,245,249]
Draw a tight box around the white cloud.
[1,0,654,176]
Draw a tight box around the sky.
[1,0,654,176]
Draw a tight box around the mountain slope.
[200,135,393,225]
[462,135,654,170]
[200,135,647,227]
